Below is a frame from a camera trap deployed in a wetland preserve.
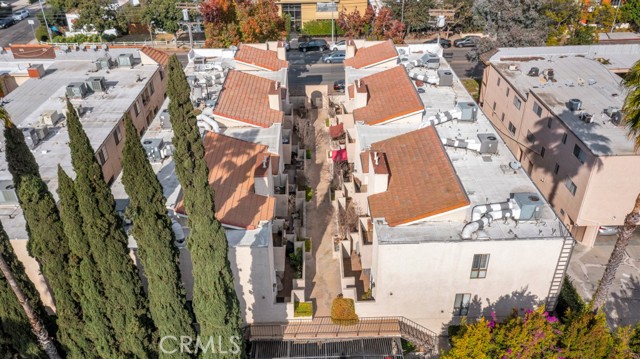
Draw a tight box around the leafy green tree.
[57,167,121,358]
[560,310,612,358]
[75,0,125,36]
[566,25,597,45]
[544,0,581,45]
[121,115,195,358]
[587,3,616,29]
[143,0,181,34]
[383,0,436,33]
[621,0,640,30]
[0,220,48,358]
[167,55,244,356]
[3,114,93,359]
[441,318,493,359]
[65,99,156,357]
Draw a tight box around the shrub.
[305,186,313,202]
[331,295,358,324]
[294,301,312,317]
[304,238,311,252]
[325,118,330,127]
[306,149,311,159]
[448,324,466,338]
[35,26,50,42]
[556,276,584,321]
[401,339,416,353]
[289,247,303,279]
[302,20,343,36]
[360,289,372,301]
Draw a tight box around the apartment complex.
[278,0,367,31]
[0,44,168,309]
[480,45,640,247]
[327,41,574,331]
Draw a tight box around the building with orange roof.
[344,40,399,70]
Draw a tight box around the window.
[133,101,140,117]
[501,112,505,122]
[282,3,302,31]
[547,118,552,128]
[114,125,122,145]
[573,144,587,164]
[149,81,155,95]
[497,78,501,86]
[453,293,471,316]
[316,2,337,12]
[513,96,522,110]
[565,177,577,196]
[533,102,543,117]
[470,254,489,279]
[159,70,164,81]
[561,133,567,144]
[492,101,496,111]
[540,146,546,158]
[526,130,536,143]
[508,121,516,135]
[554,163,560,174]
[506,88,510,97]
[97,147,108,165]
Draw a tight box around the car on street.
[333,80,345,92]
[330,40,346,51]
[598,226,618,236]
[0,17,15,29]
[299,39,328,52]
[0,1,10,7]
[424,38,452,48]
[322,50,345,63]
[12,9,29,21]
[454,36,480,48]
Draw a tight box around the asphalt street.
[0,0,40,48]
[287,49,345,97]
[443,46,484,79]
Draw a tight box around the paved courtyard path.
[304,109,342,316]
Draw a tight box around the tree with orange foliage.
[237,0,286,43]
[337,5,405,43]
[336,6,374,38]
[370,7,405,44]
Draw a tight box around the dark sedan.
[424,38,452,48]
[454,36,480,48]
[299,39,328,52]
[0,17,15,29]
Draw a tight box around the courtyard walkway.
[303,108,342,316]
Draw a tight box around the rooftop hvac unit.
[528,67,539,77]
[544,68,555,82]
[0,181,18,205]
[604,106,620,117]
[21,127,39,149]
[568,98,582,112]
[438,70,453,87]
[457,101,478,121]
[142,138,166,162]
[580,112,593,123]
[35,126,48,141]
[477,133,499,154]
[66,82,89,99]
[508,64,519,71]
[420,54,440,69]
[117,54,135,68]
[512,192,542,221]
[160,109,171,129]
[85,76,107,92]
[40,110,61,126]
[610,111,622,126]
[97,56,113,70]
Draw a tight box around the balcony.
[343,251,371,301]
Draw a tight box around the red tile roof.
[175,132,275,229]
[367,127,469,226]
[353,66,424,125]
[213,70,284,128]
[329,123,345,138]
[235,44,289,71]
[344,41,398,69]
[140,46,170,66]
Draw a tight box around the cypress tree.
[0,220,47,358]
[57,167,120,358]
[64,98,156,357]
[121,115,195,357]
[3,115,93,359]
[167,54,244,356]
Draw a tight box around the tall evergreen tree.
[64,98,156,357]
[167,54,244,356]
[121,115,195,357]
[3,114,93,359]
[57,167,120,358]
[0,220,48,358]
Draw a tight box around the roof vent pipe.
[263,156,268,168]
[374,152,379,166]
[462,202,521,239]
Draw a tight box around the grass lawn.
[461,78,481,102]
[294,301,313,317]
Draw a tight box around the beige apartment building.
[480,45,640,247]
[277,0,367,31]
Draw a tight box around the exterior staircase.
[398,317,438,353]
[546,236,575,310]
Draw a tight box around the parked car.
[333,80,345,92]
[0,1,9,7]
[454,36,480,48]
[322,50,345,63]
[330,40,346,51]
[424,38,452,48]
[299,39,328,52]
[598,226,618,236]
[12,9,29,21]
[0,17,15,29]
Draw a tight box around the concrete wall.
[358,236,564,332]
[9,240,56,313]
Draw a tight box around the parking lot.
[287,49,345,97]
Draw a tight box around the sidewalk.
[304,109,342,316]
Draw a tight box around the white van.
[13,9,30,21]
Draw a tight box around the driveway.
[567,232,640,327]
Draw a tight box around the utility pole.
[331,0,335,44]
[37,0,52,43]
[176,3,199,49]
[611,0,621,34]
[149,21,154,43]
